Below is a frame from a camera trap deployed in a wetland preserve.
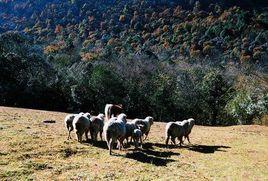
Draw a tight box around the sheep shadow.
[145,142,179,149]
[83,139,108,149]
[187,144,231,154]
[151,142,231,154]
[124,143,180,166]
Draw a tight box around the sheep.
[89,113,105,141]
[72,113,91,142]
[133,116,154,140]
[104,104,123,121]
[175,118,195,144]
[64,112,84,140]
[103,113,127,155]
[165,121,189,147]
[124,120,138,144]
[132,128,143,149]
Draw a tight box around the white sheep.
[133,116,154,140]
[165,120,189,147]
[103,113,127,155]
[104,104,123,121]
[64,112,84,140]
[72,113,91,142]
[132,128,143,149]
[89,113,105,141]
[124,121,138,144]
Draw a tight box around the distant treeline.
[0,32,267,125]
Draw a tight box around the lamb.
[103,113,127,155]
[132,128,143,149]
[72,113,91,142]
[89,113,105,141]
[104,104,123,121]
[165,120,189,147]
[64,112,84,140]
[133,116,154,140]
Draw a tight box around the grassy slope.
[0,106,267,180]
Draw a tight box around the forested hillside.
[0,0,267,125]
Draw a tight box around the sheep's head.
[83,112,91,119]
[98,113,105,120]
[137,124,145,132]
[146,116,154,125]
[188,118,195,123]
[117,113,127,123]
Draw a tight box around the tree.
[201,70,232,125]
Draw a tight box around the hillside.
[0,0,267,63]
[0,106,267,180]
[0,1,267,125]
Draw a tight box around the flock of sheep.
[64,104,195,155]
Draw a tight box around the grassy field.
[0,106,267,180]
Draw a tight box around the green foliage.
[200,70,233,125]
[226,91,268,125]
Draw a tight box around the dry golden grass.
[0,106,268,180]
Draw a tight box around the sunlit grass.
[0,106,267,180]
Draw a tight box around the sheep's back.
[64,114,75,127]
[133,119,148,133]
[105,121,126,138]
[125,123,136,137]
[73,116,90,132]
[166,122,184,137]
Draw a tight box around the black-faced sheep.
[72,113,91,142]
[89,113,105,141]
[133,116,154,140]
[103,113,127,155]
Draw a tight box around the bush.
[226,91,268,125]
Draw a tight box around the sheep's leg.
[100,131,103,141]
[85,130,89,141]
[186,135,191,144]
[120,139,125,150]
[165,135,170,147]
[116,140,120,149]
[171,137,176,145]
[134,139,138,149]
[117,137,124,150]
[89,129,93,141]
[140,136,143,149]
[106,139,110,150]
[178,136,183,147]
[76,132,80,142]
[78,133,82,143]
[143,133,148,141]
[109,138,114,155]
[117,139,123,150]
[68,131,71,140]
[94,132,98,141]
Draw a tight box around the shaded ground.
[0,106,267,180]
